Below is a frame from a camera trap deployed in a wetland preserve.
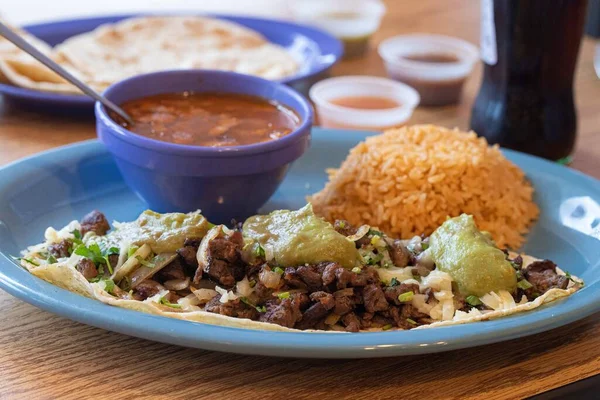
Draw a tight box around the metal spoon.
[0,21,134,125]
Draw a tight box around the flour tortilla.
[0,16,299,94]
[21,250,579,333]
[0,22,74,91]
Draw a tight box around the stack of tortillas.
[0,16,300,95]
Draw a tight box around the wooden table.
[1,1,599,398]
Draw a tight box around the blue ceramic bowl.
[95,70,313,223]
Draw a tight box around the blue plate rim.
[0,129,599,358]
[0,13,343,105]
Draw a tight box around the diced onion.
[236,277,254,297]
[412,293,434,314]
[215,286,238,303]
[164,277,190,291]
[420,270,453,292]
[111,243,151,282]
[480,290,517,310]
[192,288,218,303]
[259,268,281,289]
[441,300,455,321]
[453,308,483,321]
[178,293,201,308]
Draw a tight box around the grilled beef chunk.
[253,282,273,304]
[283,267,308,289]
[76,258,98,280]
[205,295,258,320]
[351,267,380,287]
[523,260,569,296]
[107,254,119,271]
[184,238,202,248]
[48,239,72,259]
[400,304,431,327]
[363,284,389,313]
[132,280,165,301]
[333,292,355,315]
[296,302,331,330]
[177,246,199,269]
[260,298,301,328]
[155,258,187,282]
[385,283,419,305]
[322,262,340,286]
[309,291,336,309]
[389,240,411,268]
[342,312,362,332]
[296,264,324,291]
[292,293,311,311]
[80,210,110,236]
[333,220,357,237]
[203,236,245,288]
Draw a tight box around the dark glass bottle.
[470,0,588,161]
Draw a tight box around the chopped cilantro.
[273,266,284,275]
[136,256,155,268]
[100,279,115,293]
[253,244,266,258]
[159,296,181,309]
[338,221,346,228]
[72,229,82,241]
[406,318,417,326]
[517,279,533,290]
[249,279,257,288]
[389,277,399,287]
[107,247,119,255]
[421,242,429,251]
[74,243,105,265]
[277,291,290,299]
[397,291,414,303]
[103,255,114,274]
[368,229,383,237]
[465,295,482,306]
[12,256,39,266]
[241,297,267,313]
[382,324,393,330]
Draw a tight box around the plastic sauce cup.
[290,0,386,59]
[378,34,479,106]
[309,76,420,130]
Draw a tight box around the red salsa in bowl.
[113,92,300,147]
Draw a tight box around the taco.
[18,205,583,332]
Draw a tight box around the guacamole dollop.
[242,204,359,269]
[100,210,211,253]
[427,214,517,296]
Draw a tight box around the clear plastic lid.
[378,34,479,81]
[289,0,386,38]
[309,76,420,130]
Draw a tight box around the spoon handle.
[0,21,134,125]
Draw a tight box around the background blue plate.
[0,128,599,358]
[0,14,342,107]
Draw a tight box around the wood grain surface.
[0,1,599,399]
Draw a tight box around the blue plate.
[0,14,342,107]
[0,128,599,358]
